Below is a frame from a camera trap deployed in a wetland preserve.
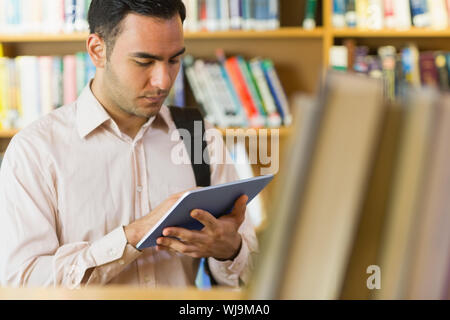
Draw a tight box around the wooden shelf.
[0,33,89,42]
[0,127,292,139]
[331,28,450,38]
[0,28,324,43]
[0,286,245,300]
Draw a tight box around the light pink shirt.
[0,84,258,288]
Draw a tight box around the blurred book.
[182,0,280,32]
[0,0,91,34]
[0,52,94,129]
[184,54,290,128]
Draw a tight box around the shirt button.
[108,248,117,257]
[118,259,125,265]
[137,186,143,193]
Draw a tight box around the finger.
[191,209,219,231]
[156,237,196,255]
[162,227,204,243]
[229,194,248,223]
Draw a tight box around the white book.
[205,0,219,31]
[219,0,231,30]
[428,0,448,30]
[194,59,229,127]
[20,0,34,33]
[393,0,411,30]
[267,0,280,30]
[229,0,242,29]
[30,0,43,33]
[366,0,384,30]
[207,63,247,127]
[183,0,199,32]
[74,0,89,32]
[64,0,76,33]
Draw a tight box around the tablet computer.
[136,174,274,250]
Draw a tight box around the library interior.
[0,0,449,300]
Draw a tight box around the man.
[0,0,258,288]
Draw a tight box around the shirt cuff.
[208,237,250,285]
[89,226,128,266]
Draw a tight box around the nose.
[150,62,172,91]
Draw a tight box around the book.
[383,0,396,29]
[406,93,450,299]
[279,72,385,299]
[303,0,318,30]
[355,0,369,29]
[394,0,412,29]
[427,0,448,30]
[375,88,438,299]
[345,0,357,28]
[333,0,347,28]
[340,101,405,299]
[410,0,430,28]
[378,46,396,101]
[261,59,292,126]
[435,52,449,91]
[329,45,348,71]
[419,51,439,88]
[366,0,383,29]
[248,93,323,299]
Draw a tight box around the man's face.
[102,13,185,119]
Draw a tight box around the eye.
[135,60,154,67]
[169,59,180,65]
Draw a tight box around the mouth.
[143,96,166,104]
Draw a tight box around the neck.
[90,78,148,139]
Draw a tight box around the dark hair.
[88,0,186,57]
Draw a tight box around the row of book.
[249,71,450,299]
[0,52,95,130]
[182,0,280,32]
[182,53,291,128]
[0,0,91,34]
[333,0,450,30]
[330,42,450,100]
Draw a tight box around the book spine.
[261,59,292,126]
[410,0,430,28]
[434,52,449,91]
[219,60,249,127]
[394,0,412,29]
[173,63,185,107]
[303,0,318,30]
[250,58,282,127]
[64,0,77,33]
[74,0,89,32]
[198,0,207,31]
[0,58,6,129]
[241,0,253,30]
[333,0,346,28]
[267,0,279,30]
[401,44,421,87]
[253,0,267,30]
[75,52,86,96]
[345,0,357,28]
[343,39,356,72]
[237,56,268,122]
[355,0,369,29]
[366,0,383,29]
[230,0,243,30]
[378,46,396,101]
[329,45,348,71]
[419,51,439,87]
[383,0,395,29]
[219,0,230,30]
[427,0,448,30]
[205,0,219,32]
[225,56,263,127]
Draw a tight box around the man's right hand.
[124,188,199,248]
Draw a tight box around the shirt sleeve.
[203,123,260,287]
[0,135,142,288]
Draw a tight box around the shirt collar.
[76,83,170,139]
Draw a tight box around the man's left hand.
[156,194,248,261]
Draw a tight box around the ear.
[86,33,107,69]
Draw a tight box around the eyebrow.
[130,48,186,61]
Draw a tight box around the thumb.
[230,194,249,224]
